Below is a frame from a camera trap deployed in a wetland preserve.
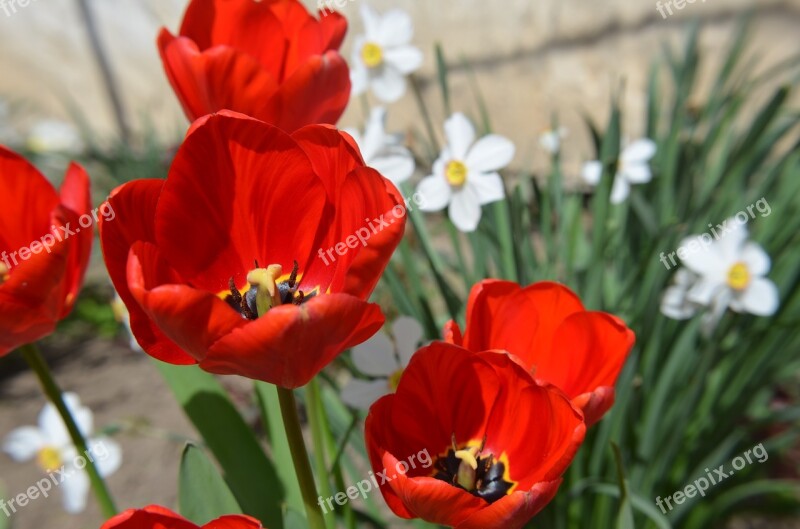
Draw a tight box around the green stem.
[277,386,326,529]
[305,379,335,529]
[20,343,117,518]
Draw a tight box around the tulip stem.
[277,386,327,529]
[20,343,118,518]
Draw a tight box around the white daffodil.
[350,4,423,103]
[344,107,415,185]
[582,138,656,204]
[26,119,84,155]
[112,292,142,352]
[680,219,779,319]
[416,113,515,232]
[539,127,568,154]
[660,268,701,320]
[2,393,122,514]
[341,316,423,410]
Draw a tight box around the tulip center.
[223,261,315,320]
[361,42,384,68]
[37,446,63,473]
[432,435,515,503]
[445,160,468,187]
[727,262,751,291]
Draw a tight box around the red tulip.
[0,146,92,356]
[445,280,635,426]
[365,342,585,529]
[100,111,405,388]
[100,505,263,529]
[158,0,350,132]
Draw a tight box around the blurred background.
[1,1,799,528]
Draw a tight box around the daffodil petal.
[449,187,482,232]
[341,378,391,410]
[352,331,398,376]
[465,134,515,173]
[738,278,779,316]
[2,426,46,461]
[416,174,452,211]
[444,113,476,161]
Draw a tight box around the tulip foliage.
[0,3,798,529]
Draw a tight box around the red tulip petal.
[318,10,347,51]
[100,179,194,365]
[58,162,93,317]
[572,386,615,427]
[155,112,326,293]
[477,352,585,487]
[204,515,264,529]
[539,312,634,399]
[291,126,403,296]
[100,505,198,529]
[455,482,562,529]
[0,146,59,252]
[158,30,280,123]
[0,210,73,355]
[443,320,463,345]
[127,241,247,364]
[461,280,521,351]
[180,0,288,79]
[204,293,384,388]
[264,51,351,132]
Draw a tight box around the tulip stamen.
[0,263,8,284]
[223,260,317,319]
[433,434,515,504]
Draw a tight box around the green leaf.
[156,362,284,528]
[611,444,635,529]
[179,444,242,524]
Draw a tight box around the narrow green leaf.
[179,444,242,524]
[156,362,284,528]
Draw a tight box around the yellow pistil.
[37,446,63,473]
[727,262,751,291]
[361,42,384,68]
[247,265,284,317]
[0,263,8,284]
[387,369,404,392]
[454,445,481,490]
[445,160,468,187]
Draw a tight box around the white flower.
[415,113,515,232]
[660,268,701,320]
[680,219,779,318]
[344,107,415,185]
[2,393,122,514]
[539,127,568,154]
[582,138,656,204]
[341,316,423,410]
[350,4,423,103]
[26,120,84,155]
[112,293,142,353]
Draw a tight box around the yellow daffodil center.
[388,369,404,392]
[37,446,62,472]
[727,262,751,290]
[361,42,384,68]
[445,160,468,187]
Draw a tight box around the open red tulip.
[158,0,350,132]
[0,146,92,356]
[365,342,586,529]
[100,111,405,388]
[100,505,263,529]
[445,280,635,426]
